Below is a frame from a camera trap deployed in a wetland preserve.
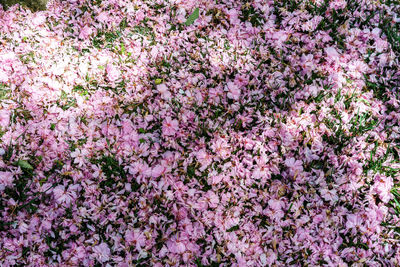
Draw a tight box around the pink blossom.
[70,149,89,168]
[325,46,340,61]
[53,185,75,206]
[167,239,186,254]
[0,171,13,188]
[79,25,93,40]
[0,1,399,265]
[96,12,110,24]
[157,83,171,100]
[211,138,231,159]
[135,10,145,22]
[151,164,166,178]
[330,0,347,10]
[226,81,241,100]
[285,157,303,176]
[373,175,393,203]
[92,243,110,263]
[196,150,212,171]
[346,214,362,229]
[226,9,239,24]
[0,69,8,83]
[31,14,46,26]
[260,250,277,266]
[162,117,179,136]
[320,188,339,203]
[106,63,121,82]
[0,110,10,128]
[125,230,146,250]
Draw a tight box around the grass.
[1,1,400,264]
[390,186,400,215]
[0,83,10,100]
[379,10,400,54]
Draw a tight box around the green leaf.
[4,145,13,161]
[227,225,239,232]
[187,164,196,178]
[17,160,34,170]
[184,8,200,26]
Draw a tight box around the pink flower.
[53,185,76,207]
[330,0,347,10]
[260,250,277,266]
[226,9,240,24]
[157,83,171,100]
[135,10,145,22]
[205,191,219,208]
[31,14,46,26]
[226,81,241,100]
[196,150,212,171]
[0,109,10,128]
[0,69,8,83]
[285,157,303,176]
[79,25,93,40]
[106,63,121,82]
[125,229,146,251]
[320,188,339,203]
[346,214,362,229]
[211,138,231,160]
[151,164,166,178]
[268,199,284,210]
[325,46,340,61]
[0,171,14,188]
[348,60,369,78]
[265,199,285,221]
[92,243,110,263]
[96,12,110,24]
[373,175,393,203]
[71,149,89,168]
[167,239,186,254]
[75,246,86,259]
[301,54,314,72]
[162,117,179,136]
[304,147,319,162]
[272,30,288,44]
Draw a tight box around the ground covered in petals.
[1,0,400,266]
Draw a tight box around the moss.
[0,0,48,11]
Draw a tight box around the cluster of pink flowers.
[1,0,400,266]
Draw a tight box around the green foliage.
[57,90,77,111]
[348,111,379,136]
[226,225,239,232]
[0,0,47,11]
[240,4,264,26]
[379,4,400,54]
[0,83,10,101]
[185,7,200,26]
[390,187,400,215]
[16,159,33,170]
[92,30,122,49]
[72,85,88,96]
